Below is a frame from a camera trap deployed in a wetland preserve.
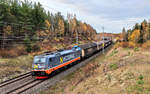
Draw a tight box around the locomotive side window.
[50,57,59,67]
[49,58,52,62]
[49,57,57,67]
[48,58,53,68]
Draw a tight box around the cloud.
[30,0,149,33]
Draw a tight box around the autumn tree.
[125,19,150,44]
[0,0,97,49]
[129,29,140,43]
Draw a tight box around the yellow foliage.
[83,24,87,31]
[58,19,64,34]
[38,31,47,36]
[129,29,140,43]
[128,42,136,48]
[115,37,120,41]
[45,20,51,29]
[72,18,77,29]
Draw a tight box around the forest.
[0,0,96,53]
[122,20,150,43]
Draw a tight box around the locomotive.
[32,40,112,79]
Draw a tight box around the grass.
[125,72,135,80]
[109,64,118,70]
[109,49,118,56]
[134,47,139,52]
[107,74,112,82]
[0,55,33,81]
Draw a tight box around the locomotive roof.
[59,49,74,55]
[35,49,75,58]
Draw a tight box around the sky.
[30,0,150,33]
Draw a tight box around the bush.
[120,42,129,48]
[128,42,137,48]
[0,50,18,58]
[138,74,144,80]
[136,75,144,86]
[142,41,150,49]
[32,44,41,52]
[16,45,27,55]
[114,42,137,49]
[137,80,144,85]
[0,45,27,58]
[109,64,118,70]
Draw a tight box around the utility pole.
[76,29,78,45]
[102,26,104,54]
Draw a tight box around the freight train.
[32,40,112,79]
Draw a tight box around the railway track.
[0,72,31,88]
[0,72,33,94]
[5,80,45,94]
[0,44,112,94]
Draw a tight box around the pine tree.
[122,27,127,41]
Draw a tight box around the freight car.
[32,40,112,79]
[79,40,112,58]
[79,43,97,58]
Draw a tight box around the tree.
[31,2,47,31]
[129,29,140,43]
[24,35,32,52]
[0,0,97,49]
[122,27,127,41]
[134,23,140,30]
[58,18,64,36]
[141,20,149,42]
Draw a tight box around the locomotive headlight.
[32,64,38,70]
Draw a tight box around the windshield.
[34,57,46,63]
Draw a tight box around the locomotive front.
[32,56,48,78]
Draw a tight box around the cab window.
[34,57,46,63]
